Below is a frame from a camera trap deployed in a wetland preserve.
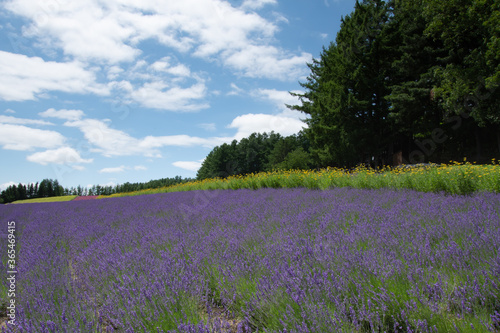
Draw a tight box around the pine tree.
[290,0,395,167]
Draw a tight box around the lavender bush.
[1,188,499,332]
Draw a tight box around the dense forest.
[197,0,499,177]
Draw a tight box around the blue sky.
[0,0,356,191]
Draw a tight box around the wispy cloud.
[241,0,278,10]
[39,108,85,121]
[0,115,53,126]
[198,123,217,131]
[99,166,126,173]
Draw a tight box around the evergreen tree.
[291,0,395,167]
[424,0,500,157]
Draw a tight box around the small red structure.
[73,196,99,201]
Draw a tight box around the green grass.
[104,161,500,199]
[11,195,78,204]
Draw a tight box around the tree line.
[0,176,193,203]
[0,179,65,203]
[196,132,312,180]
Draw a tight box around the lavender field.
[1,188,500,332]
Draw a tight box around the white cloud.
[5,0,310,80]
[140,135,227,149]
[0,51,109,101]
[251,88,308,122]
[0,123,65,150]
[130,80,209,111]
[99,166,126,173]
[253,88,303,114]
[39,108,85,121]
[5,0,140,64]
[225,46,311,80]
[26,147,93,165]
[64,118,151,157]
[228,113,305,140]
[107,66,124,80]
[5,109,16,114]
[0,181,17,191]
[241,0,277,10]
[98,165,145,173]
[173,161,203,172]
[64,117,227,157]
[224,89,307,139]
[228,83,244,96]
[0,115,53,126]
[150,57,191,77]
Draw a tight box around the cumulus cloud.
[173,161,203,172]
[228,113,305,140]
[224,46,311,80]
[0,123,65,150]
[223,88,307,140]
[0,51,109,101]
[26,147,93,165]
[150,57,191,77]
[130,80,209,112]
[5,0,310,80]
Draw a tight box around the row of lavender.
[1,188,499,332]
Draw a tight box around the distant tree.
[197,132,286,180]
[16,183,27,200]
[28,183,35,198]
[278,147,312,170]
[38,179,49,198]
[266,132,311,170]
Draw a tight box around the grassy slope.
[104,162,500,199]
[11,195,78,204]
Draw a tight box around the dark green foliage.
[1,178,65,203]
[196,132,312,180]
[289,0,500,168]
[267,133,311,170]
